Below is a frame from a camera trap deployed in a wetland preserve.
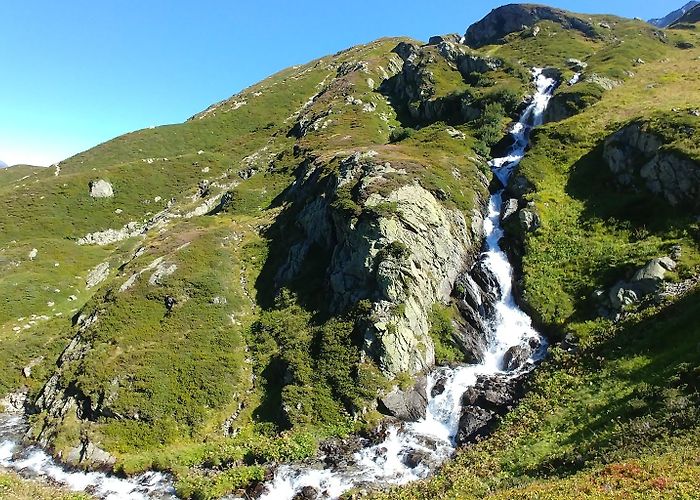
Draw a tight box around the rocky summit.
[1,3,700,500]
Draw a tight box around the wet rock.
[457,374,527,444]
[378,376,428,421]
[403,449,430,468]
[430,376,447,397]
[89,179,114,198]
[294,486,319,500]
[471,258,501,303]
[502,344,532,371]
[457,406,493,442]
[501,198,520,223]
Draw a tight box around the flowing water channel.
[0,69,557,500]
[257,68,558,499]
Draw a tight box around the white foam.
[0,415,176,499]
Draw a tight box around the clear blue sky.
[0,0,684,166]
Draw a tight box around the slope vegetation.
[1,4,699,499]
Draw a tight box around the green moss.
[429,304,464,365]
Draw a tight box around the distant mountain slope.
[673,3,700,24]
[649,1,699,27]
[0,160,8,168]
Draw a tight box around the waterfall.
[0,69,557,500]
[256,68,558,499]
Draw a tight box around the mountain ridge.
[649,1,699,27]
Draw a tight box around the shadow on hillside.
[565,142,689,235]
[252,162,336,316]
[526,288,700,477]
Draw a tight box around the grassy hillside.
[1,6,699,500]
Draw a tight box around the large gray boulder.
[378,376,428,421]
[89,179,114,198]
[605,257,677,314]
[632,257,677,293]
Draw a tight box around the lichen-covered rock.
[275,154,486,375]
[78,221,143,246]
[604,257,678,315]
[377,377,428,421]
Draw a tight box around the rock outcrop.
[85,261,110,289]
[594,255,679,318]
[275,153,487,375]
[457,373,526,444]
[464,4,597,48]
[31,312,117,468]
[381,40,504,125]
[603,121,700,209]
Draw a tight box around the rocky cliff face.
[382,40,507,125]
[275,151,488,375]
[464,4,597,48]
[650,1,699,27]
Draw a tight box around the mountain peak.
[464,3,597,48]
[649,1,699,27]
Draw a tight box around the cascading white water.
[256,68,558,500]
[0,69,557,500]
[0,412,176,499]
